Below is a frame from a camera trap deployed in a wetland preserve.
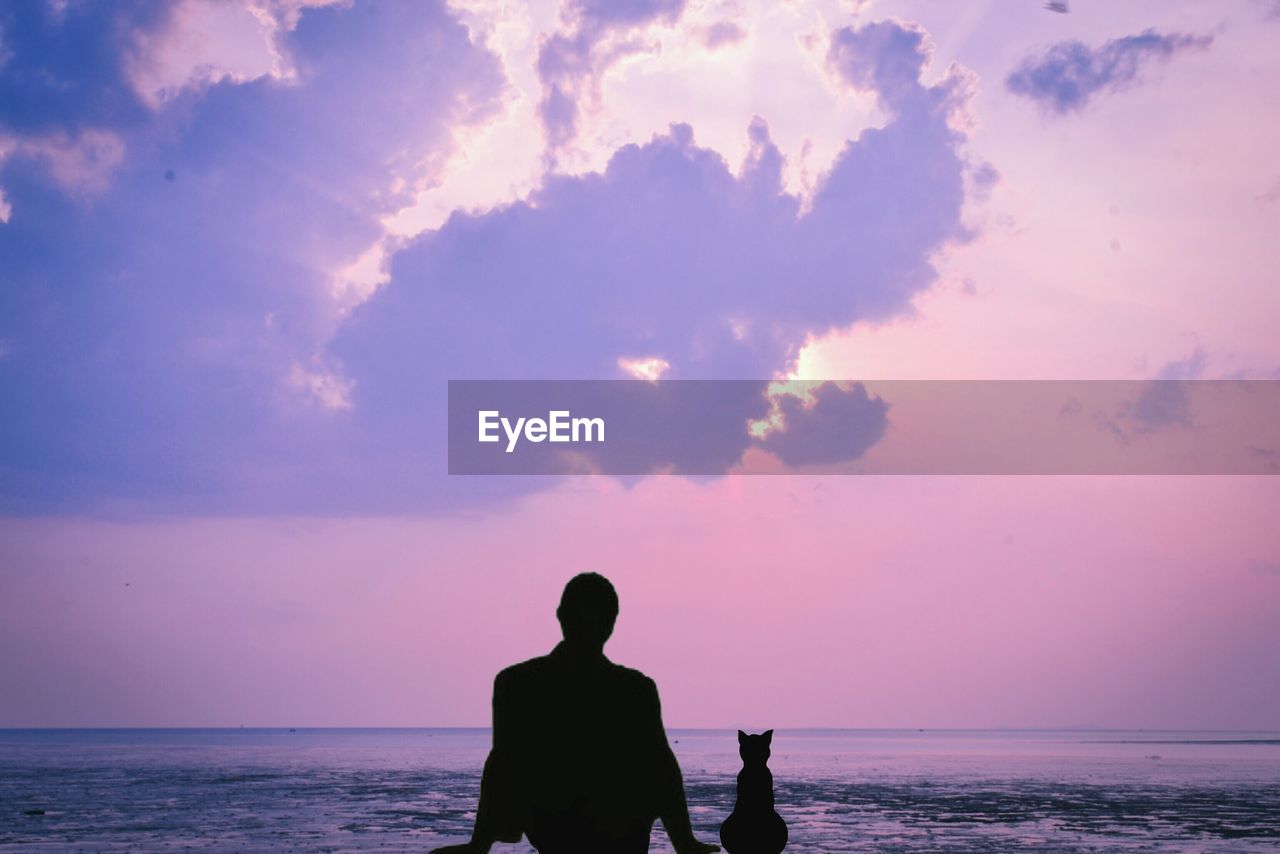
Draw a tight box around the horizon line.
[3,725,1278,733]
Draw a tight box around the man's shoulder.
[496,654,552,685]
[609,661,654,684]
[496,655,655,691]
[609,662,658,695]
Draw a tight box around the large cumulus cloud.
[1,13,980,513]
[331,18,974,502]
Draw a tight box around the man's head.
[557,572,619,650]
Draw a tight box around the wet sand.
[3,729,1277,851]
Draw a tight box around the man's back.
[493,644,667,850]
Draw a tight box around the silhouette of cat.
[719,730,787,854]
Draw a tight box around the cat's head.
[737,729,773,763]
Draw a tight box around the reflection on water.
[2,729,1278,851]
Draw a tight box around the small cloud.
[1224,365,1280,380]
[1094,350,1208,439]
[1256,177,1280,205]
[701,20,746,50]
[1058,395,1084,417]
[1247,446,1278,472]
[1155,348,1208,381]
[1127,382,1193,432]
[758,382,889,467]
[1087,351,1209,441]
[1126,349,1207,432]
[965,160,1000,205]
[287,364,354,411]
[970,161,1000,194]
[17,130,127,195]
[1006,29,1212,114]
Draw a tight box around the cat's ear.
[763,730,774,744]
[738,730,747,744]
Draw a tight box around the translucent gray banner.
[447,380,1280,475]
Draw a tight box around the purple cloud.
[760,383,889,467]
[536,0,687,158]
[0,1,172,136]
[828,19,943,114]
[332,19,972,503]
[1006,29,1212,114]
[0,1,504,512]
[1256,177,1280,205]
[702,20,746,50]
[1126,349,1208,432]
[0,16,977,512]
[1078,351,1210,444]
[346,14,974,384]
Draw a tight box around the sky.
[1,0,1278,729]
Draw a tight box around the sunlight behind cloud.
[618,356,672,381]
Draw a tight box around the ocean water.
[1,728,1278,851]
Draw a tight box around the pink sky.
[3,475,1278,728]
[1,0,1278,729]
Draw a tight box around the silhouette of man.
[432,573,719,854]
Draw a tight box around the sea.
[1,728,1277,851]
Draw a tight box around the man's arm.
[432,671,523,854]
[648,679,720,854]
